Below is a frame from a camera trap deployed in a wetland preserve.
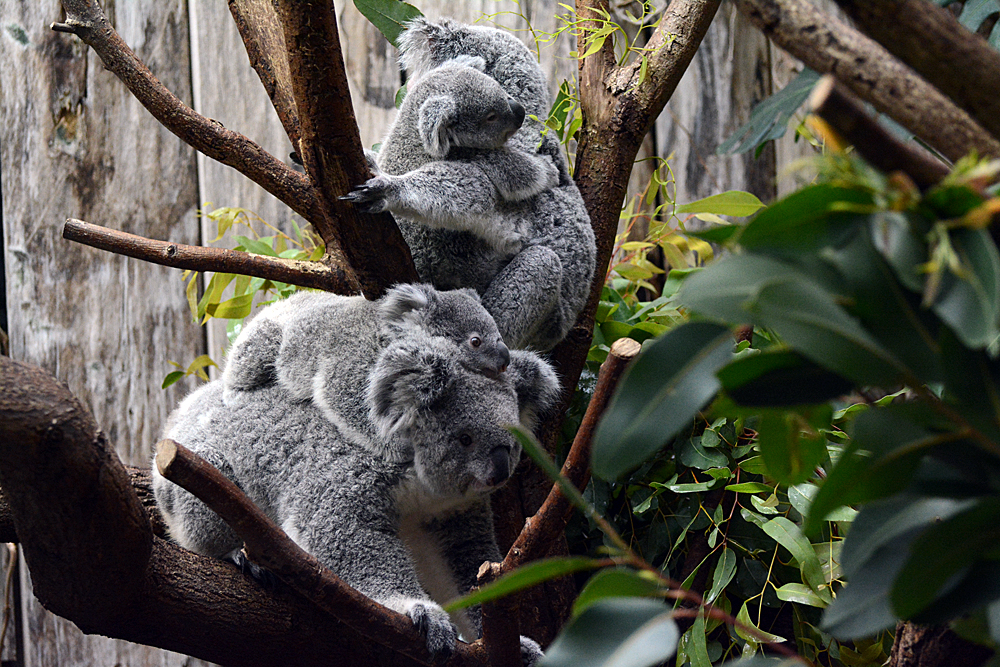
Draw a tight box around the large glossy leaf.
[891,498,1000,618]
[758,517,829,600]
[755,407,831,487]
[353,0,423,47]
[931,228,1000,349]
[676,191,765,217]
[870,212,927,293]
[718,349,854,407]
[573,569,662,617]
[592,322,734,480]
[540,598,679,667]
[737,185,871,253]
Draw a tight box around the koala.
[343,19,596,352]
[153,336,559,659]
[222,283,510,461]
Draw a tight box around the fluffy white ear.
[419,95,457,158]
[507,351,560,429]
[368,339,458,444]
[397,17,441,79]
[379,283,435,332]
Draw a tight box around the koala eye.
[459,433,474,447]
[485,112,499,123]
[470,336,482,348]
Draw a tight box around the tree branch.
[155,439,482,667]
[733,0,1000,161]
[504,337,641,570]
[63,218,358,294]
[807,76,949,190]
[54,0,328,231]
[833,0,1000,144]
[276,0,420,298]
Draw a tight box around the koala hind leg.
[481,245,562,350]
[223,318,283,392]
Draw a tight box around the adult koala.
[222,283,510,459]
[344,19,596,352]
[154,337,559,660]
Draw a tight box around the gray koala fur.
[344,18,596,352]
[222,283,510,461]
[154,336,559,659]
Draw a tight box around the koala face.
[368,341,560,498]
[380,284,510,378]
[414,62,525,158]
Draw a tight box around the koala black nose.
[508,98,525,128]
[487,446,512,486]
[496,343,511,374]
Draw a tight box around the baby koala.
[342,56,560,254]
[223,283,510,461]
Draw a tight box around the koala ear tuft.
[397,18,441,79]
[368,339,458,446]
[507,351,561,429]
[441,55,486,72]
[419,95,457,158]
[379,283,435,332]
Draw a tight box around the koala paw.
[340,176,395,213]
[520,636,544,667]
[405,599,458,657]
[227,548,278,589]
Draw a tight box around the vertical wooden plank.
[0,1,212,665]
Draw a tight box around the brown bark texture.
[63,218,358,294]
[733,0,1000,161]
[834,0,1000,144]
[888,621,992,667]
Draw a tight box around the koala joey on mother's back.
[343,19,596,352]
[223,283,510,460]
[153,334,559,659]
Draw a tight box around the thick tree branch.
[63,218,358,294]
[54,0,328,232]
[834,0,1000,144]
[807,76,949,190]
[733,0,1000,161]
[276,0,420,298]
[154,439,485,667]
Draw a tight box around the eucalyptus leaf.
[573,569,662,617]
[446,557,602,612]
[717,68,819,155]
[352,0,423,48]
[676,191,765,217]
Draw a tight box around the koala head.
[408,59,526,158]
[398,18,551,119]
[367,338,560,498]
[379,283,510,378]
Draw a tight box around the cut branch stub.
[0,356,152,631]
[275,0,419,299]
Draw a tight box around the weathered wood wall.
[0,0,815,664]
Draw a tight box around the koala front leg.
[474,148,560,202]
[481,245,563,350]
[341,162,524,253]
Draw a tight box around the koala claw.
[340,177,392,213]
[228,548,278,589]
[520,636,544,667]
[407,600,458,656]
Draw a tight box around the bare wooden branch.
[276,0,420,298]
[228,0,302,149]
[733,0,1000,161]
[155,439,486,667]
[504,337,642,571]
[834,0,1000,144]
[477,562,521,667]
[56,0,328,229]
[808,76,949,190]
[0,357,152,630]
[63,218,359,294]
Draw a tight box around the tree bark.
[888,622,992,667]
[833,0,1000,144]
[733,0,1000,161]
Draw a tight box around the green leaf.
[735,601,786,645]
[161,371,184,389]
[573,569,662,617]
[233,235,278,257]
[706,547,737,604]
[891,498,1000,618]
[717,68,820,155]
[724,482,773,494]
[352,0,423,48]
[446,557,602,612]
[207,293,254,320]
[688,612,712,667]
[759,517,829,600]
[931,228,1000,349]
[676,191,765,217]
[540,598,679,667]
[756,406,831,486]
[719,349,854,407]
[678,437,729,470]
[592,322,734,480]
[775,583,828,607]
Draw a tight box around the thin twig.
[63,219,358,294]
